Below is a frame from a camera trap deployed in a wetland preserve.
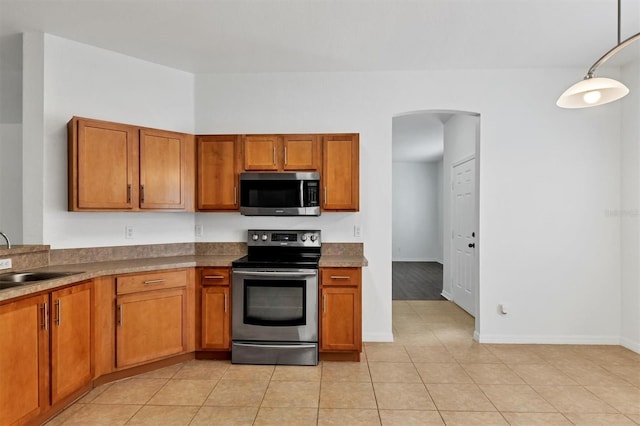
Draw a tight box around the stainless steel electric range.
[231,229,321,366]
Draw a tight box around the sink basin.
[0,271,81,289]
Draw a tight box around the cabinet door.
[283,135,319,171]
[116,288,186,368]
[322,134,359,211]
[243,135,280,171]
[320,286,362,352]
[51,282,93,404]
[0,294,49,425]
[139,128,188,210]
[201,286,230,350]
[197,135,240,210]
[70,117,137,210]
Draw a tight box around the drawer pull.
[330,275,351,280]
[204,275,225,279]
[143,279,166,285]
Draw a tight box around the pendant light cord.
[618,0,621,45]
[586,0,640,78]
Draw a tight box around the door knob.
[468,243,475,248]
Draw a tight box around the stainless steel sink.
[0,271,80,289]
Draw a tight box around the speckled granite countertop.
[0,243,367,303]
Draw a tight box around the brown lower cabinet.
[50,282,93,404]
[115,270,189,369]
[0,281,92,426]
[198,268,231,351]
[1,265,362,424]
[320,267,362,360]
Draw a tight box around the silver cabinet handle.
[117,304,123,326]
[127,184,132,203]
[54,299,61,325]
[284,146,288,165]
[233,186,237,205]
[224,293,228,313]
[204,275,225,279]
[322,294,326,314]
[143,279,165,285]
[330,275,351,280]
[273,146,276,165]
[324,187,327,206]
[41,303,49,330]
[140,185,145,203]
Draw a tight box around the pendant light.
[557,0,640,108]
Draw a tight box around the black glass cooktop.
[232,247,321,269]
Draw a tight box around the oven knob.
[310,234,318,242]
[252,234,259,241]
[261,234,268,241]
[301,234,308,241]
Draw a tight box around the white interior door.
[451,157,476,316]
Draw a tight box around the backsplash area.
[0,245,50,271]
[1,242,363,270]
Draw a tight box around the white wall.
[194,69,622,345]
[442,114,479,300]
[15,32,626,346]
[23,33,196,248]
[392,160,443,262]
[621,58,640,353]
[0,34,23,242]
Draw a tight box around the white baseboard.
[363,332,394,342]
[476,333,622,346]
[441,290,452,300]
[620,337,640,354]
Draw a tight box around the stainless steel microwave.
[239,172,321,216]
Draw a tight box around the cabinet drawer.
[200,268,230,286]
[321,268,361,286]
[117,270,188,295]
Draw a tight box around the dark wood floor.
[392,261,445,300]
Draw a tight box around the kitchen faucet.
[0,231,11,249]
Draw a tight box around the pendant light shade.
[556,77,629,108]
[556,0,640,109]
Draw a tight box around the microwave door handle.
[300,180,304,207]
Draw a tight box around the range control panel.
[247,230,321,247]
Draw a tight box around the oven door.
[232,268,318,342]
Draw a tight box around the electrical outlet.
[354,225,362,238]
[125,225,135,239]
[0,258,12,270]
[195,224,204,238]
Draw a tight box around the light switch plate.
[0,258,12,270]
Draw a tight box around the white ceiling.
[1,0,639,74]
[2,0,638,159]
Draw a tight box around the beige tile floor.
[47,300,640,425]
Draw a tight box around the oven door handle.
[237,270,317,278]
[234,342,318,349]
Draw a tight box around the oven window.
[244,280,306,327]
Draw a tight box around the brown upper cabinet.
[68,117,358,213]
[322,134,359,211]
[68,117,194,212]
[197,135,241,211]
[243,134,320,172]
